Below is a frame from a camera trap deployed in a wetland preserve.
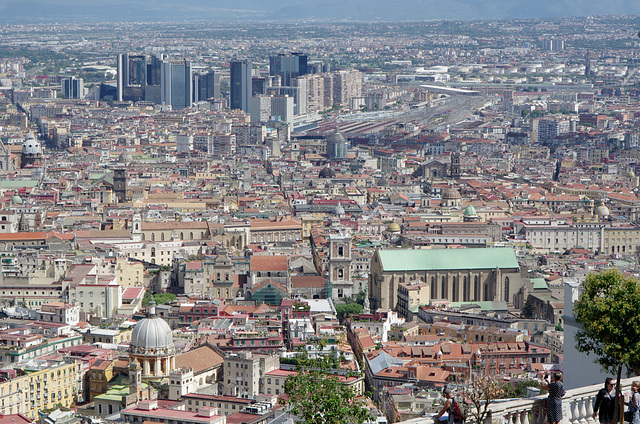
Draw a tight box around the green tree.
[521,299,534,318]
[574,270,640,423]
[281,354,372,424]
[142,291,176,306]
[335,302,363,323]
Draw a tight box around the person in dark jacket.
[594,377,617,424]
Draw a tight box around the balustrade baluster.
[579,397,589,424]
[537,403,547,424]
[514,410,523,424]
[572,398,581,424]
[586,395,595,424]
[522,408,531,424]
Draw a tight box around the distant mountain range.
[1,0,639,22]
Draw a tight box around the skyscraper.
[194,70,220,101]
[61,77,84,99]
[270,52,308,86]
[161,59,193,110]
[230,60,251,113]
[116,53,163,102]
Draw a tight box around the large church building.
[369,247,523,311]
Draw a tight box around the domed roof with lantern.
[595,202,610,218]
[129,299,176,379]
[319,166,336,178]
[130,299,173,351]
[464,205,477,217]
[386,222,401,233]
[442,187,462,200]
[22,133,42,155]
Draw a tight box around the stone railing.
[487,377,636,424]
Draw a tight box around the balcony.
[486,377,635,424]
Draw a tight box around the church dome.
[595,204,610,218]
[319,166,336,178]
[442,187,462,200]
[463,205,477,217]
[11,195,23,205]
[131,315,173,350]
[333,202,346,216]
[22,133,42,155]
[386,222,401,233]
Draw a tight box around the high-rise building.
[270,52,308,86]
[61,77,84,99]
[333,70,362,107]
[230,60,251,113]
[116,53,163,102]
[249,95,294,137]
[537,118,570,142]
[194,70,220,101]
[161,59,192,110]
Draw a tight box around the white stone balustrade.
[487,377,636,424]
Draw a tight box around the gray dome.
[131,316,173,349]
[319,167,336,178]
[442,187,462,200]
[327,130,347,145]
[333,202,346,216]
[22,134,42,155]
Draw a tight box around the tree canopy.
[142,291,176,306]
[574,270,640,373]
[281,354,372,424]
[574,270,640,423]
[335,302,363,323]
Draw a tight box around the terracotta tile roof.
[250,255,288,272]
[291,275,325,288]
[175,345,224,374]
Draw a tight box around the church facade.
[369,247,523,311]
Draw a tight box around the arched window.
[161,233,164,241]
[452,277,457,302]
[181,232,184,240]
[483,283,489,301]
[504,276,510,303]
[441,276,447,299]
[142,233,145,241]
[474,276,479,300]
[463,276,469,302]
[190,232,194,240]
[431,276,436,299]
[151,233,155,241]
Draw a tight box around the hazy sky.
[1,0,639,22]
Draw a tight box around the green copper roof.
[0,180,38,189]
[377,247,519,272]
[530,278,548,290]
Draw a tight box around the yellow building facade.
[0,359,80,419]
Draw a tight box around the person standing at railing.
[624,381,640,424]
[594,377,618,424]
[542,371,564,424]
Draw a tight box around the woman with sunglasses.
[594,377,618,424]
